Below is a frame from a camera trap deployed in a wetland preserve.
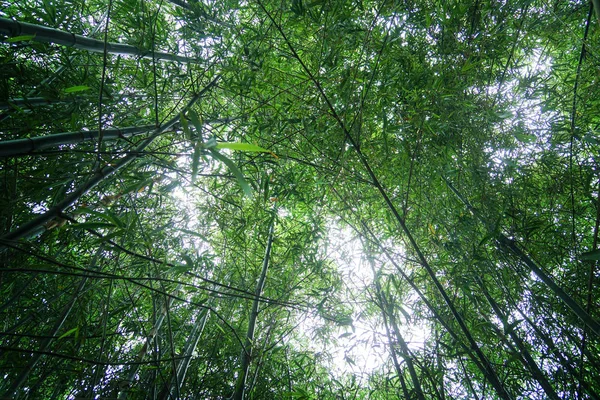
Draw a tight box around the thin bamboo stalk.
[2,246,103,397]
[386,299,425,400]
[158,309,210,400]
[0,12,108,123]
[0,97,80,110]
[117,288,180,400]
[231,216,275,400]
[475,276,560,400]
[368,252,425,400]
[333,189,505,400]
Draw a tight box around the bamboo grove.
[1,0,599,398]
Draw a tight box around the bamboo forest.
[1,0,600,398]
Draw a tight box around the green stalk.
[385,298,426,399]
[117,287,180,400]
[0,125,155,157]
[231,216,275,400]
[0,97,79,110]
[475,276,560,400]
[0,17,201,64]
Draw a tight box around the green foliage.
[1,0,600,399]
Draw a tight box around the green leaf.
[171,264,191,275]
[182,254,195,270]
[58,327,79,340]
[180,112,191,140]
[504,319,522,334]
[581,133,600,145]
[6,35,36,43]
[581,249,600,261]
[496,111,513,119]
[335,316,353,326]
[177,228,209,242]
[63,85,91,93]
[67,222,115,230]
[188,110,203,138]
[209,149,252,196]
[74,208,125,228]
[514,132,536,143]
[214,322,227,336]
[119,177,155,197]
[215,142,270,153]
[191,141,203,182]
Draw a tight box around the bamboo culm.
[0,17,201,64]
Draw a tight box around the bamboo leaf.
[209,149,252,196]
[335,316,353,326]
[58,327,79,340]
[171,264,191,275]
[182,254,195,270]
[63,85,91,93]
[180,112,191,140]
[177,228,210,242]
[6,34,36,42]
[77,207,124,228]
[215,142,270,153]
[191,141,202,182]
[514,132,536,143]
[67,222,115,230]
[188,110,203,138]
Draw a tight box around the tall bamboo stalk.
[475,276,560,400]
[385,298,425,399]
[367,252,425,400]
[331,186,508,400]
[2,246,103,397]
[158,308,210,400]
[116,288,181,400]
[0,17,201,64]
[0,11,108,123]
[0,125,155,157]
[0,97,80,110]
[231,216,275,400]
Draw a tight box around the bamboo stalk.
[475,276,560,400]
[158,309,210,400]
[0,125,155,157]
[231,216,275,400]
[0,17,201,64]
[0,97,80,110]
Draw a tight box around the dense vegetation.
[1,0,599,398]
